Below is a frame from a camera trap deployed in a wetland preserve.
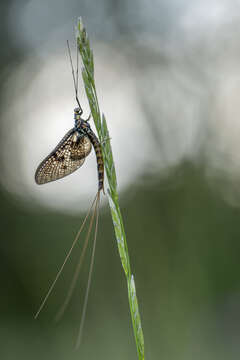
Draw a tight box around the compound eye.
[74,107,80,113]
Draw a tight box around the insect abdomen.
[87,130,104,191]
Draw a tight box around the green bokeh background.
[1,1,240,359]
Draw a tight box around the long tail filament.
[55,191,100,321]
[76,190,100,348]
[34,192,99,319]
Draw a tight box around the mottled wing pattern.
[35,128,92,184]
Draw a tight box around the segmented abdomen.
[87,130,104,191]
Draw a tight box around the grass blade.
[77,17,145,360]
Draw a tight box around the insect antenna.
[55,191,99,321]
[76,40,79,102]
[34,192,98,319]
[76,190,101,349]
[67,40,82,113]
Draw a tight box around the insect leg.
[85,113,91,122]
[100,137,111,145]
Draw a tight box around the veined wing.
[35,128,92,184]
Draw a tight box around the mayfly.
[34,41,104,347]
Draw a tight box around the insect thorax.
[75,117,91,131]
[74,113,82,121]
[76,128,87,139]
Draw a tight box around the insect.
[35,106,104,190]
[34,41,104,347]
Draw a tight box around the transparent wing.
[35,129,92,184]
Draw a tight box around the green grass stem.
[77,18,145,360]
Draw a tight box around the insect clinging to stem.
[34,40,105,347]
[35,41,104,192]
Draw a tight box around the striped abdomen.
[87,129,104,191]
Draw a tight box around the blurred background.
[1,0,240,358]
